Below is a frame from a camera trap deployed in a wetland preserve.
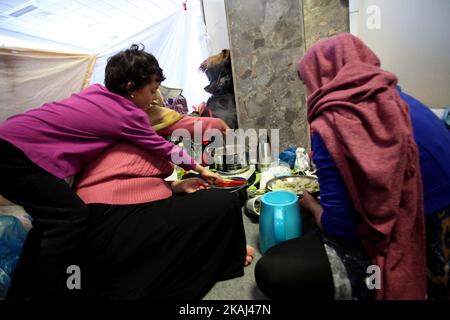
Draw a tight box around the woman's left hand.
[299,190,324,229]
[171,178,210,194]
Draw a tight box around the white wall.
[202,0,230,55]
[202,0,450,108]
[349,0,450,108]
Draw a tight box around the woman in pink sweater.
[0,44,221,300]
[73,140,252,300]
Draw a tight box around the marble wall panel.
[303,0,350,49]
[225,0,349,151]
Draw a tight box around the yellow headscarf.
[143,89,183,131]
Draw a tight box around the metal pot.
[229,181,250,207]
[213,144,249,175]
[212,175,257,207]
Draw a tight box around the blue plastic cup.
[259,190,302,254]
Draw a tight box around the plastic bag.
[0,215,28,299]
[278,146,297,169]
[269,160,292,177]
[166,95,189,115]
[294,147,310,173]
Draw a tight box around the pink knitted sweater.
[75,142,174,205]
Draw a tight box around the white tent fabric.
[91,1,211,111]
[0,0,210,121]
[0,47,95,121]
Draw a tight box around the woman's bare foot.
[244,245,255,266]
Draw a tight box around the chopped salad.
[269,177,319,195]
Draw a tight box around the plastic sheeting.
[0,0,209,120]
[0,47,96,121]
[0,215,28,299]
[91,2,210,111]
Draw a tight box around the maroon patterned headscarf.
[298,33,426,299]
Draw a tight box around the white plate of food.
[265,175,320,197]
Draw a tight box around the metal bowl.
[244,196,261,221]
[265,175,320,198]
[211,177,252,207]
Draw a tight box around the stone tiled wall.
[225,0,349,151]
[303,0,350,49]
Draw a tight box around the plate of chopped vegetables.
[265,175,320,197]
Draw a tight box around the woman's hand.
[299,190,324,229]
[171,178,210,194]
[194,165,224,183]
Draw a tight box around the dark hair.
[104,44,165,96]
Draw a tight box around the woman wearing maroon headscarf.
[255,33,450,300]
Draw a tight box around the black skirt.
[80,189,247,300]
